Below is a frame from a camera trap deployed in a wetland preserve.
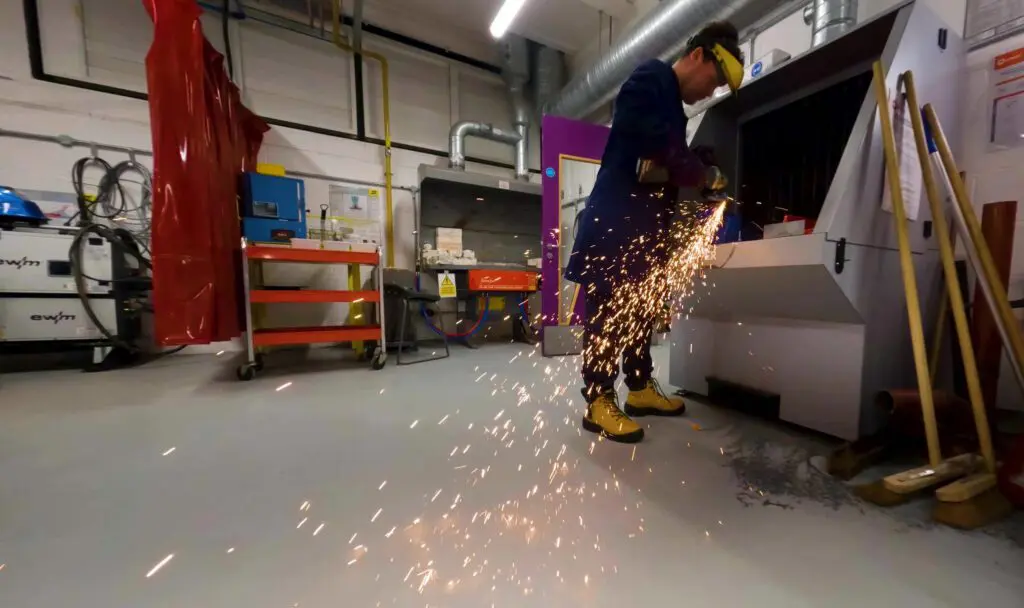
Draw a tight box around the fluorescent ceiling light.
[489,0,527,39]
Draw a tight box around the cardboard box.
[436,227,463,254]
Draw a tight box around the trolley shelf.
[249,289,380,304]
[246,245,380,265]
[237,236,388,380]
[253,325,383,347]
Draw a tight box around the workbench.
[418,264,540,348]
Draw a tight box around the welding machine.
[240,172,307,243]
[0,228,116,342]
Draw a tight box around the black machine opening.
[737,69,873,238]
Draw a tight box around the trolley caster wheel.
[253,354,265,372]
[371,350,387,371]
[236,364,257,381]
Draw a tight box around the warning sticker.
[439,271,457,299]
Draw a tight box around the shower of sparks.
[378,481,387,490]
[275,382,292,392]
[145,554,174,578]
[297,517,308,529]
[313,523,326,536]
[161,447,176,456]
[329,202,727,601]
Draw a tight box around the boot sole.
[581,417,644,443]
[624,404,686,418]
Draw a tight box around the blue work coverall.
[564,59,708,401]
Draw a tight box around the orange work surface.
[467,269,539,292]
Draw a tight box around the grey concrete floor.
[0,343,1022,607]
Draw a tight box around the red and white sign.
[990,46,1024,149]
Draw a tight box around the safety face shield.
[710,43,744,93]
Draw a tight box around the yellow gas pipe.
[332,0,394,267]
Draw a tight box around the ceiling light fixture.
[489,0,527,39]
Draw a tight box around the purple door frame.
[540,115,610,329]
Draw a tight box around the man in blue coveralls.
[565,22,744,443]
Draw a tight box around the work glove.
[691,145,727,196]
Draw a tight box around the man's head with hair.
[672,21,744,104]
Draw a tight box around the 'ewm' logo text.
[0,257,42,269]
[30,312,76,324]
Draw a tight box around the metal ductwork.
[499,35,532,180]
[802,0,858,47]
[534,45,566,117]
[448,35,540,180]
[448,122,522,171]
[545,0,787,119]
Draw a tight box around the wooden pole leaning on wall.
[870,62,943,473]
[924,105,1024,398]
[902,72,996,502]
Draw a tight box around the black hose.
[222,0,234,80]
[69,157,152,228]
[69,223,149,351]
[65,154,176,356]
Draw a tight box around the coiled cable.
[66,154,174,356]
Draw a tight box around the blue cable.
[414,272,490,338]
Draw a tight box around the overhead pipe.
[448,122,522,171]
[331,0,395,266]
[499,35,531,180]
[546,0,786,119]
[802,0,858,47]
[534,44,566,115]
[352,0,364,52]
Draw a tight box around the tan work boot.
[624,379,686,417]
[582,391,644,443]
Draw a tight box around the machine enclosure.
[0,297,116,342]
[0,229,117,342]
[670,2,964,439]
[0,230,113,295]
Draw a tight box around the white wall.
[0,0,540,350]
[960,35,1024,411]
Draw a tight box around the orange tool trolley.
[236,240,387,380]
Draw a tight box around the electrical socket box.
[0,229,113,295]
